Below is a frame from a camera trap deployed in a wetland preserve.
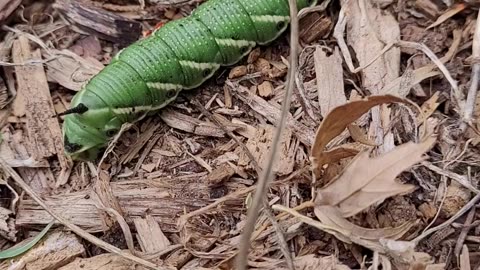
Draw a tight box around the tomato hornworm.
[61,0,318,160]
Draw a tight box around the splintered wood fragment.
[120,122,160,164]
[133,215,171,253]
[0,75,8,109]
[238,124,294,176]
[258,81,274,97]
[299,12,333,44]
[0,0,21,23]
[314,46,347,117]
[16,175,212,233]
[229,82,314,147]
[53,0,142,46]
[58,253,139,270]
[12,36,69,170]
[160,108,242,137]
[0,206,16,241]
[45,49,104,91]
[0,231,85,269]
[207,163,235,186]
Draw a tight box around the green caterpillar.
[61,0,318,161]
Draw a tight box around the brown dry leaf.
[310,95,411,172]
[347,124,377,146]
[315,205,414,240]
[315,135,436,217]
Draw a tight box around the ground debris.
[0,230,85,270]
[53,0,142,46]
[1,0,480,268]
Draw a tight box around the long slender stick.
[234,1,300,269]
[461,10,480,132]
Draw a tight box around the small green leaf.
[0,220,55,260]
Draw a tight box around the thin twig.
[413,192,480,244]
[263,201,294,270]
[0,157,171,270]
[235,1,300,268]
[454,206,476,260]
[461,10,480,132]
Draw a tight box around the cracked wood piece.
[314,46,347,118]
[12,36,70,176]
[53,0,142,46]
[16,174,212,233]
[238,124,295,176]
[0,231,85,269]
[0,206,16,241]
[342,0,400,154]
[160,108,242,138]
[207,163,235,186]
[133,215,171,253]
[230,83,315,147]
[58,253,149,270]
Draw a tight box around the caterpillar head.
[61,101,124,161]
[62,110,110,161]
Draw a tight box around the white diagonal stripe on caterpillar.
[147,82,184,90]
[215,38,256,48]
[250,15,290,23]
[179,60,220,70]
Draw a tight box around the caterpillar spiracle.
[61,0,318,161]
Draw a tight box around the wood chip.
[229,82,315,147]
[58,253,138,270]
[254,58,271,74]
[258,81,274,98]
[228,65,247,79]
[16,174,212,233]
[238,124,294,176]
[0,231,85,269]
[45,49,104,91]
[299,12,333,44]
[207,163,235,186]
[53,0,142,46]
[314,46,347,117]
[0,206,16,241]
[133,215,171,253]
[160,108,241,137]
[12,36,70,180]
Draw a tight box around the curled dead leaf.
[310,95,413,173]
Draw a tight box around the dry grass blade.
[426,3,467,30]
[315,135,436,217]
[310,95,412,173]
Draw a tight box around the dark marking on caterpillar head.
[58,103,89,117]
[64,135,82,153]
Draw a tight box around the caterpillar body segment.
[62,0,318,161]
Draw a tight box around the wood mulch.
[1,0,480,269]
